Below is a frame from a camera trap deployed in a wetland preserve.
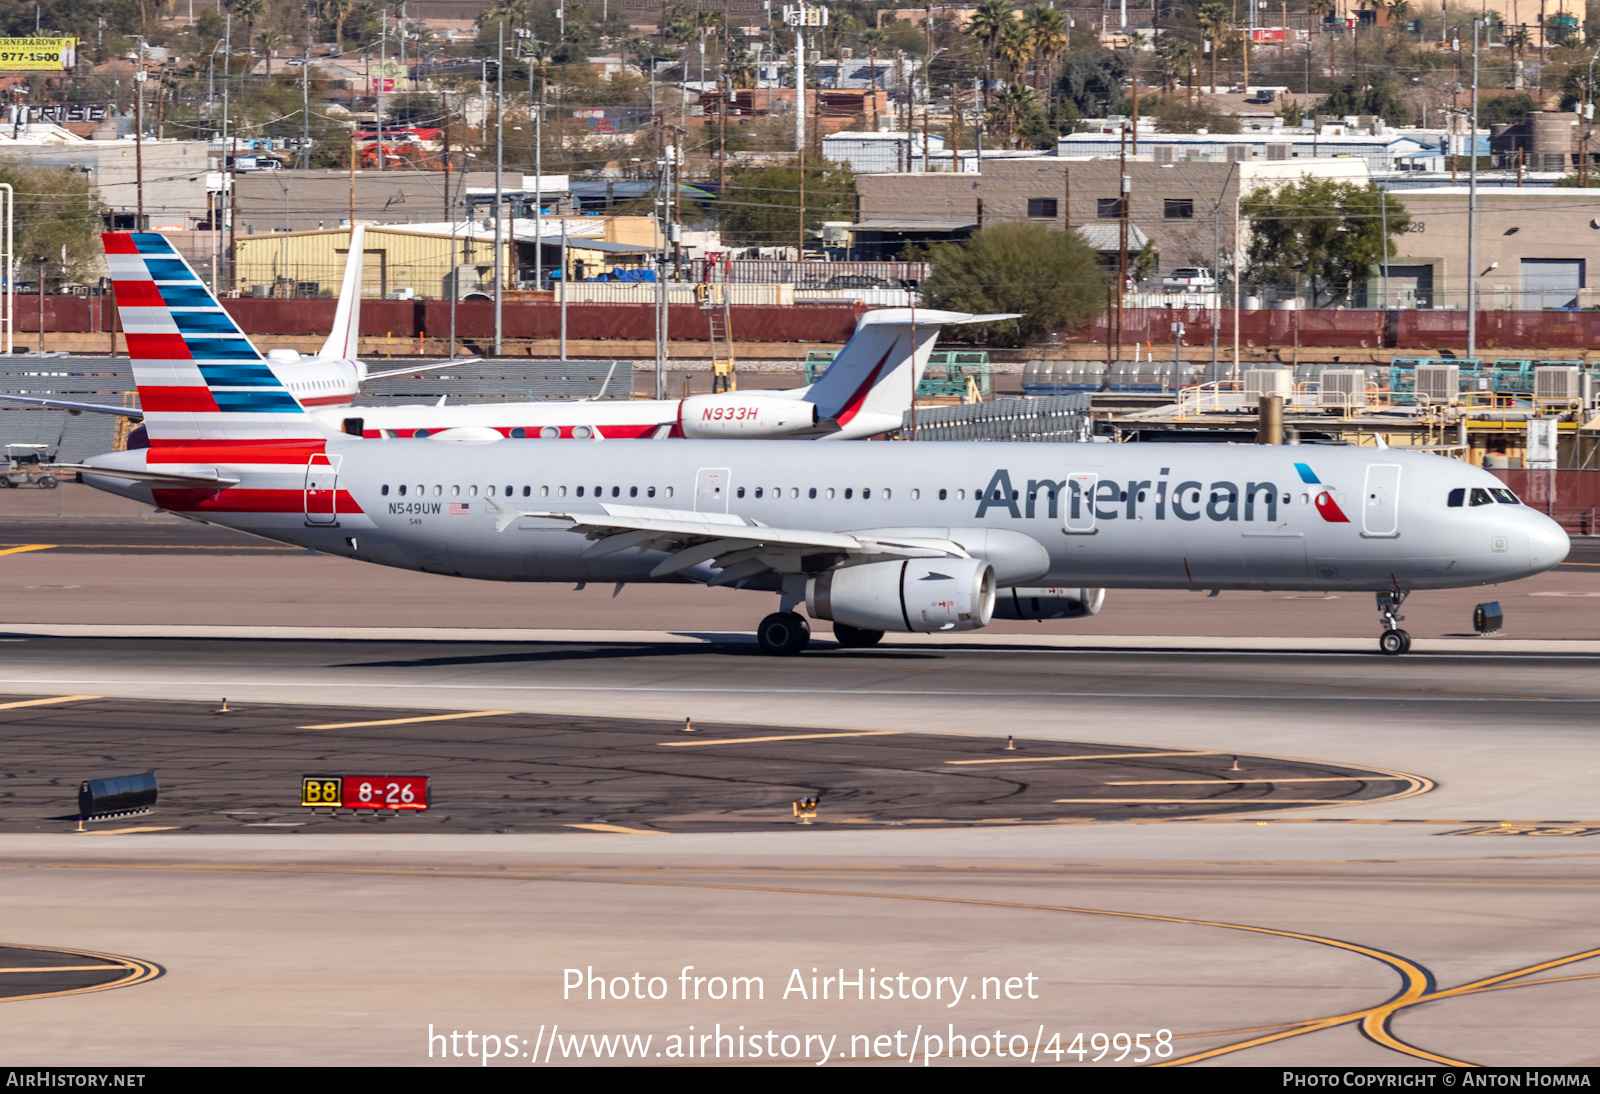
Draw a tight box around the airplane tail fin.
[316,224,365,361]
[806,309,1021,427]
[103,232,323,445]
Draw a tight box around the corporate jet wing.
[68,231,1570,656]
[15,227,1002,445]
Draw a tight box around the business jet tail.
[804,309,1020,436]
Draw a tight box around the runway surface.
[2,495,1598,1066]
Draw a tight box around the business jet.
[61,232,1571,657]
[9,226,979,444]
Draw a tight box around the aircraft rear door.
[305,454,341,525]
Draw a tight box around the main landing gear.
[832,622,885,649]
[756,612,811,655]
[1377,589,1411,655]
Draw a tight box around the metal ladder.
[703,285,736,393]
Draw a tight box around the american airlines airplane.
[12,226,980,443]
[61,233,1571,656]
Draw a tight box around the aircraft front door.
[305,454,341,525]
[1361,464,1402,538]
[695,467,731,513]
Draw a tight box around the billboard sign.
[0,38,76,71]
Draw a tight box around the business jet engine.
[678,394,820,438]
[807,558,996,633]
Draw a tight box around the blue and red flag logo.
[1296,462,1350,523]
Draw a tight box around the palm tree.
[233,0,266,55]
[987,81,1040,147]
[996,19,1034,81]
[325,0,351,48]
[861,28,887,127]
[1158,35,1192,95]
[1308,0,1337,79]
[1024,4,1067,99]
[967,0,1014,106]
[1197,2,1229,95]
[258,29,282,72]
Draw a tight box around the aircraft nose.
[1528,513,1571,573]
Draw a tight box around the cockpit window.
[1447,488,1465,507]
[1491,488,1520,505]
[1470,488,1494,507]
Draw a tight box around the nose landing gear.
[1377,589,1411,655]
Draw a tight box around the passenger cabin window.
[1470,488,1493,506]
[1448,488,1465,507]
[381,484,389,495]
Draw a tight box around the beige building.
[852,156,1370,273]
[1383,187,1600,310]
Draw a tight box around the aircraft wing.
[48,464,240,488]
[484,496,967,582]
[0,394,144,418]
[364,357,482,381]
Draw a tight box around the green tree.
[1241,178,1411,307]
[967,0,1014,101]
[921,223,1106,346]
[0,165,106,285]
[1316,76,1411,126]
[718,163,855,248]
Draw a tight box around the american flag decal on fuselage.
[103,232,326,446]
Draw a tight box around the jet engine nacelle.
[807,558,996,633]
[679,394,819,438]
[990,586,1106,621]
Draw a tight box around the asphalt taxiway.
[1,491,1597,1066]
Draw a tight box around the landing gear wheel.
[1379,628,1410,655]
[832,622,885,649]
[756,612,811,656]
[37,475,56,490]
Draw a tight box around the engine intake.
[807,558,996,633]
[990,586,1105,621]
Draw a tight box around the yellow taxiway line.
[660,730,900,747]
[0,544,55,557]
[300,710,514,730]
[0,695,100,710]
[948,750,1222,766]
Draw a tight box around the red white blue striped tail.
[104,232,327,446]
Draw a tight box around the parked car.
[1162,267,1217,291]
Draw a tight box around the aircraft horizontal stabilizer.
[1,395,144,418]
[50,464,240,488]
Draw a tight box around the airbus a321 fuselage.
[69,232,1571,656]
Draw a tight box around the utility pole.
[493,22,504,356]
[377,7,386,171]
[134,38,145,228]
[300,23,311,169]
[1468,18,1480,357]
[1114,126,1129,377]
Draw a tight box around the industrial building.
[231,217,662,299]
